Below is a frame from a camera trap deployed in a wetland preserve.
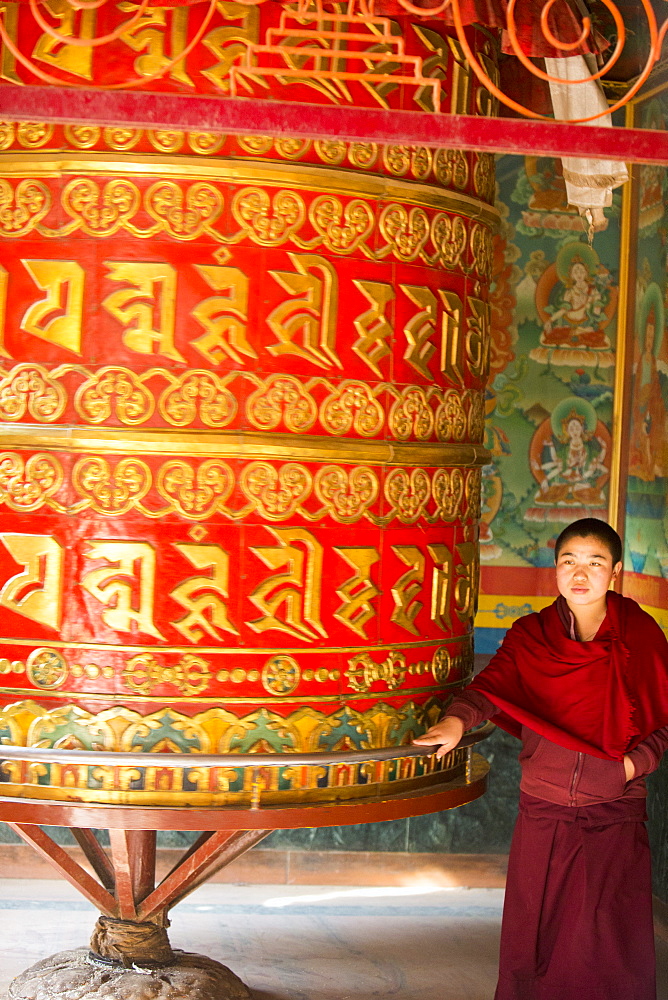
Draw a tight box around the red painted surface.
[0,85,664,163]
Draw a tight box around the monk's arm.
[625,725,668,781]
[413,691,499,759]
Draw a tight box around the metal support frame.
[0,85,667,164]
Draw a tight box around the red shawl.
[470,592,668,761]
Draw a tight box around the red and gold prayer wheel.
[0,0,495,810]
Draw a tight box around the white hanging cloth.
[544,54,629,234]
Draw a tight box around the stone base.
[7,948,252,1000]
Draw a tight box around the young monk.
[414,517,668,1000]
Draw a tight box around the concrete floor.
[2,879,668,1000]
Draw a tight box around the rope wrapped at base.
[90,916,174,967]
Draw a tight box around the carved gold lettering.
[413,28,471,115]
[82,540,164,638]
[21,259,84,355]
[248,527,326,641]
[352,279,393,377]
[440,290,464,386]
[191,264,256,364]
[413,25,447,114]
[400,284,436,381]
[466,296,491,381]
[447,36,473,115]
[32,0,96,80]
[201,1,259,93]
[454,540,478,623]
[427,542,453,632]
[267,253,340,370]
[390,544,424,635]
[170,542,239,642]
[103,261,183,362]
[360,20,403,110]
[476,48,500,118]
[118,2,193,86]
[0,533,63,630]
[0,2,20,83]
[333,546,380,638]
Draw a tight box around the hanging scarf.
[470,592,668,761]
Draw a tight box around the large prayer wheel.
[0,0,495,811]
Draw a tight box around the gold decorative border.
[0,425,490,467]
[0,120,497,201]
[1,641,471,698]
[0,153,499,227]
[0,367,486,443]
[0,451,481,525]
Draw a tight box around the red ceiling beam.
[0,84,665,164]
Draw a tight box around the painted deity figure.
[629,283,668,481]
[527,397,610,522]
[532,242,616,369]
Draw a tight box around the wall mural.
[479,156,620,572]
[624,92,668,587]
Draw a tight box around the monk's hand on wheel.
[413,716,465,759]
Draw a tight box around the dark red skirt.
[495,792,656,1000]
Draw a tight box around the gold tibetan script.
[81,540,164,638]
[170,542,239,642]
[267,253,340,370]
[103,261,183,362]
[247,527,326,641]
[0,532,63,630]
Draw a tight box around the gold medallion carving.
[26,649,68,690]
[474,152,496,203]
[0,365,67,422]
[383,145,410,176]
[62,178,141,237]
[434,149,469,189]
[0,180,50,237]
[432,646,452,683]
[64,125,101,149]
[158,460,234,519]
[145,181,224,240]
[240,462,312,520]
[231,187,305,246]
[188,132,225,155]
[320,382,384,437]
[0,122,15,151]
[314,466,379,523]
[309,196,375,254]
[75,368,154,425]
[314,139,346,165]
[385,468,431,523]
[432,468,465,522]
[72,457,151,515]
[261,654,301,695]
[103,127,142,151]
[17,122,53,148]
[0,453,63,512]
[159,371,237,428]
[389,387,435,441]
[411,147,433,180]
[379,204,429,261]
[246,375,318,432]
[275,137,311,160]
[237,135,273,154]
[148,130,185,153]
[436,390,468,441]
[349,143,378,169]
